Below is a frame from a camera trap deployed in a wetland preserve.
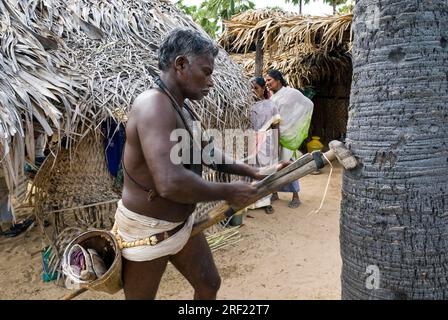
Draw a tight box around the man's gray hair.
[158,28,219,71]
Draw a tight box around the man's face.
[265,75,281,93]
[180,54,215,100]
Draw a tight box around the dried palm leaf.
[1,0,253,192]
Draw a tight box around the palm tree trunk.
[300,0,303,15]
[333,2,336,14]
[255,33,264,77]
[341,0,448,300]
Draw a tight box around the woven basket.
[64,229,122,294]
[33,133,120,238]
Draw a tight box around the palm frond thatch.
[0,0,253,189]
[231,48,352,88]
[220,9,353,88]
[220,9,352,53]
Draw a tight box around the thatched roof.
[0,0,252,190]
[219,9,353,88]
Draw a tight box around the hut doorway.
[307,74,352,149]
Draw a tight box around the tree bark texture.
[341,0,448,299]
[255,33,264,77]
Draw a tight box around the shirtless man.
[115,28,264,300]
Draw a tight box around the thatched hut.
[219,9,353,147]
[0,0,252,263]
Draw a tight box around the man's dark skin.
[121,51,269,299]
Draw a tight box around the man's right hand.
[226,181,258,208]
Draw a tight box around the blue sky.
[177,0,334,16]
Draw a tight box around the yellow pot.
[306,136,324,153]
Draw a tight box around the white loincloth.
[114,200,195,262]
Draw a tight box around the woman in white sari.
[266,70,314,208]
[249,77,281,214]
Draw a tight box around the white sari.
[249,100,281,208]
[271,86,314,160]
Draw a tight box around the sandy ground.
[0,164,343,300]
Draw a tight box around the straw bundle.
[206,226,241,252]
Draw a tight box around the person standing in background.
[249,77,281,214]
[265,69,314,208]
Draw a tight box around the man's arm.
[135,93,256,205]
[201,126,288,180]
[205,147,262,179]
[208,146,289,180]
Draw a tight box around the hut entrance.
[307,74,352,148]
